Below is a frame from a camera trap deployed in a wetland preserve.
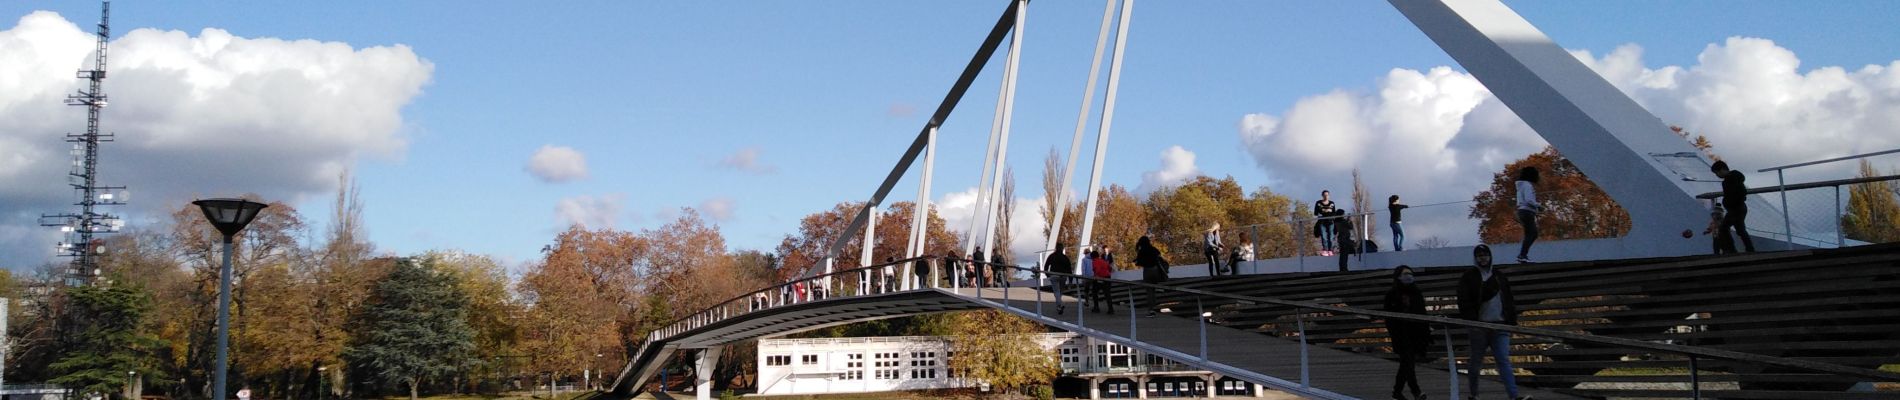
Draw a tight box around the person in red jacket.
[1457,245,1527,400]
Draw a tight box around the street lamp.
[194,198,267,400]
[317,366,328,400]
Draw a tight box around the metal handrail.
[1758,148,1900,172]
[649,255,966,339]
[1695,174,1900,199]
[986,262,1900,384]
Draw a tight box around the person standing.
[1389,195,1410,251]
[1514,167,1545,263]
[1458,245,1527,400]
[1335,210,1356,272]
[1091,247,1115,314]
[1045,242,1074,315]
[1316,191,1338,253]
[1712,161,1757,252]
[992,251,1010,287]
[943,250,963,288]
[1078,247,1096,305]
[1204,223,1225,277]
[1384,265,1429,400]
[969,247,986,288]
[1135,236,1168,318]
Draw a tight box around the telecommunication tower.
[40,1,126,285]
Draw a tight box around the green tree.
[1842,160,1900,243]
[344,258,477,400]
[945,310,1056,392]
[47,284,162,399]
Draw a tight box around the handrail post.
[1835,185,1844,247]
[1297,310,1309,388]
[1780,169,1793,250]
[1690,355,1702,400]
[1129,290,1138,343]
[1197,297,1207,361]
[1443,327,1459,400]
[1036,271,1045,316]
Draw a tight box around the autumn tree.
[945,310,1057,393]
[1087,184,1149,266]
[993,166,1017,266]
[1470,146,1632,243]
[1842,160,1900,243]
[1350,169,1375,238]
[344,258,477,400]
[516,227,639,389]
[1142,176,1313,260]
[775,201,959,281]
[161,196,306,399]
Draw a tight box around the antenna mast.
[41,1,126,285]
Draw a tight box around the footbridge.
[610,246,1900,399]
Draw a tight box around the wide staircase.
[1137,243,1900,399]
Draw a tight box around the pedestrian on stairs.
[1458,244,1528,400]
[1385,265,1429,400]
[1091,246,1115,314]
[1045,242,1074,315]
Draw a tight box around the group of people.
[1039,234,1176,318]
[1200,223,1256,277]
[1382,244,1530,400]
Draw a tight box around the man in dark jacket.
[1135,236,1168,318]
[1045,242,1073,315]
[1457,245,1527,400]
[1712,161,1756,252]
[1384,265,1428,400]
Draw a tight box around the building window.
[874,352,902,380]
[909,368,938,379]
[1059,347,1081,365]
[801,354,819,365]
[842,353,864,380]
[908,352,938,367]
[765,355,790,366]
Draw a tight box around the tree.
[1088,184,1148,266]
[419,251,521,394]
[944,310,1056,393]
[1138,176,1311,260]
[1041,149,1081,252]
[775,202,959,281]
[1470,146,1633,244]
[47,283,162,399]
[1842,160,1900,243]
[344,258,477,400]
[515,227,637,390]
[1350,169,1375,238]
[993,166,1017,265]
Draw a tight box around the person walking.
[1135,236,1169,318]
[1335,210,1356,272]
[1712,161,1757,252]
[1703,202,1736,254]
[1389,195,1410,251]
[1514,167,1545,263]
[943,250,963,288]
[1078,247,1096,304]
[1316,191,1338,253]
[1204,223,1225,277]
[1458,245,1527,400]
[1384,265,1429,400]
[1091,247,1115,314]
[1045,242,1074,315]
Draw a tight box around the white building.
[756,333,1272,399]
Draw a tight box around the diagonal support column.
[1390,0,1716,253]
[694,346,724,400]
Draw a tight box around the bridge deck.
[955,286,1585,400]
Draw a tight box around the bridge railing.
[649,255,965,341]
[976,262,1900,400]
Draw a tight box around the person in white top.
[1513,167,1545,263]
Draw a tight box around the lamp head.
[193,198,268,238]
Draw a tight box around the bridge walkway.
[951,286,1585,400]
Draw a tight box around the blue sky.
[4,1,1898,270]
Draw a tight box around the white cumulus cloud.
[932,186,1047,264]
[526,145,588,183]
[1138,145,1204,193]
[555,194,626,229]
[1238,37,1900,246]
[0,11,433,266]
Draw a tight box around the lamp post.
[194,198,267,400]
[317,366,328,400]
